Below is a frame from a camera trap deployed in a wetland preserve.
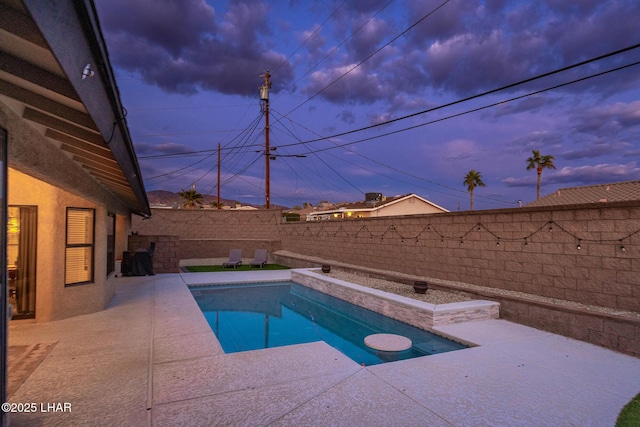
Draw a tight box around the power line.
[276,42,640,149]
[142,112,264,189]
[126,103,253,112]
[270,110,365,198]
[271,109,514,206]
[276,0,395,97]
[273,0,348,73]
[135,128,256,138]
[282,0,451,118]
[268,54,640,204]
[139,44,640,198]
[138,43,639,160]
[138,113,262,160]
[138,44,639,169]
[297,59,640,154]
[145,154,214,182]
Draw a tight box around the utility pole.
[260,70,271,209]
[217,143,221,209]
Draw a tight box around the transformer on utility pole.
[260,70,272,209]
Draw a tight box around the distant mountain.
[146,190,180,206]
[146,190,289,209]
[146,190,240,208]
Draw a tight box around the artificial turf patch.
[184,264,290,272]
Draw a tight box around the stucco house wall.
[2,99,130,321]
[6,163,122,322]
[0,0,151,325]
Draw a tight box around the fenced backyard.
[131,201,640,356]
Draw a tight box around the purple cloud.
[96,0,294,96]
[570,101,640,135]
[503,162,640,187]
[97,0,216,56]
[560,141,633,161]
[303,64,384,104]
[135,142,193,156]
[548,163,640,184]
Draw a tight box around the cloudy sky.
[94,0,640,210]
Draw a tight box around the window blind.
[65,208,94,286]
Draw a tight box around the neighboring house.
[526,181,640,207]
[306,193,448,220]
[228,205,258,211]
[0,0,150,323]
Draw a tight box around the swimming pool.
[191,281,467,366]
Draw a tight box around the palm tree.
[526,150,556,200]
[464,169,486,211]
[179,188,204,209]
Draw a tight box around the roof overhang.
[0,0,150,216]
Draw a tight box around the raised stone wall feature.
[291,270,499,329]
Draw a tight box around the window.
[106,213,115,276]
[65,208,95,286]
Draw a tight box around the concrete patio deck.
[6,270,640,426]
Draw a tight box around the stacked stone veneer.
[292,270,499,330]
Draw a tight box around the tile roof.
[526,181,640,207]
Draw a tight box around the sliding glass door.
[7,206,37,319]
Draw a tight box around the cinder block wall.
[279,202,640,313]
[178,239,281,259]
[128,234,180,274]
[131,209,282,260]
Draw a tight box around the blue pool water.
[190,281,467,366]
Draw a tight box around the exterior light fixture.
[496,239,500,246]
[577,240,581,250]
[82,63,95,79]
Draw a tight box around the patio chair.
[250,249,268,269]
[223,249,242,268]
